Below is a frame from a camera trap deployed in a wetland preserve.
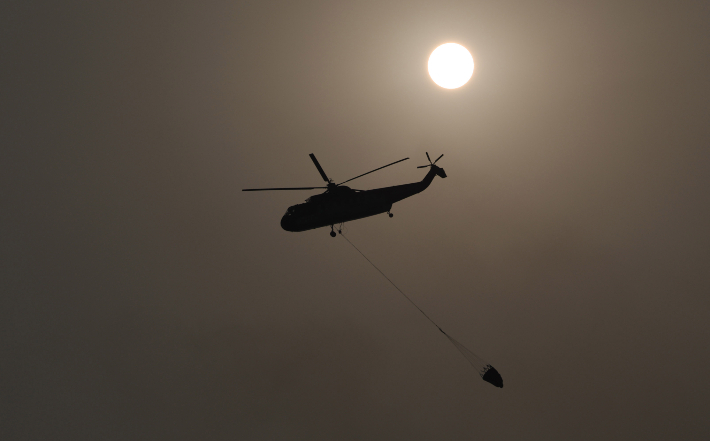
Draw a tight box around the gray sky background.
[2,1,709,439]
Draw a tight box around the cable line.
[339,231,503,388]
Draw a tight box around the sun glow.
[428,43,474,89]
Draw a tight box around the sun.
[428,43,474,89]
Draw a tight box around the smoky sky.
[2,0,709,439]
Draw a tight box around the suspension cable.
[338,230,504,388]
[339,231,447,335]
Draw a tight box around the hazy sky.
[2,1,709,439]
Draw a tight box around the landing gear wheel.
[388,212,393,218]
[330,231,336,237]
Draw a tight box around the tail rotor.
[417,152,444,168]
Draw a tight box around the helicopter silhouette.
[243,153,446,236]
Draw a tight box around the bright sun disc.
[428,43,474,89]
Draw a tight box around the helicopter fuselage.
[281,165,446,232]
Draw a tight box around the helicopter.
[243,153,446,237]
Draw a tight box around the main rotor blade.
[426,152,431,163]
[417,165,430,168]
[433,154,443,164]
[242,186,326,191]
[337,157,409,185]
[309,153,330,183]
